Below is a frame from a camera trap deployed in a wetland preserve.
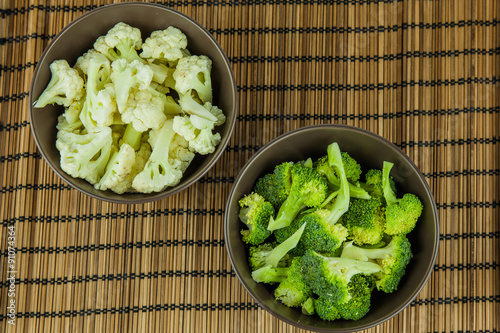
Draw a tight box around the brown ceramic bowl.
[29,2,237,204]
[224,124,439,332]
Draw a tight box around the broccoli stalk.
[383,162,423,235]
[341,235,413,293]
[238,193,274,245]
[300,250,382,304]
[321,142,351,225]
[267,163,328,231]
[314,154,371,200]
[250,223,307,283]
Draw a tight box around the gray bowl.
[29,2,237,204]
[224,124,439,332]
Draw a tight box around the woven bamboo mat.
[0,0,499,332]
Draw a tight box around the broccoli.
[254,162,293,210]
[34,59,85,108]
[238,193,274,245]
[341,235,413,293]
[267,163,328,231]
[300,250,382,304]
[315,274,375,321]
[250,223,307,283]
[301,297,315,315]
[342,198,386,245]
[274,209,348,255]
[314,155,370,200]
[383,162,423,235]
[274,257,312,307]
[360,168,398,201]
[317,142,351,225]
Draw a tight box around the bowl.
[224,124,439,332]
[29,2,237,204]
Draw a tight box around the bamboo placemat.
[0,0,499,332]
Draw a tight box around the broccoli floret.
[275,209,348,255]
[238,193,274,245]
[254,162,293,210]
[360,168,397,201]
[314,155,370,200]
[300,250,382,304]
[315,274,375,321]
[383,162,423,235]
[341,235,413,293]
[342,198,386,245]
[274,257,312,307]
[267,163,328,231]
[249,222,307,271]
[34,59,85,108]
[250,223,307,284]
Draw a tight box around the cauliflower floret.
[74,49,101,77]
[169,134,195,172]
[92,83,117,127]
[64,98,85,125]
[189,102,226,130]
[56,126,113,185]
[94,143,136,194]
[34,59,85,108]
[110,59,153,113]
[188,128,221,155]
[179,92,217,124]
[172,114,222,155]
[132,119,184,193]
[140,26,188,63]
[173,55,213,103]
[94,22,144,63]
[121,89,167,132]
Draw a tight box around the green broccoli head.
[298,209,349,253]
[238,193,274,245]
[342,198,386,245]
[249,222,307,271]
[267,163,328,231]
[314,152,362,184]
[341,235,413,293]
[300,250,382,303]
[383,162,423,235]
[274,257,312,307]
[254,162,293,210]
[315,274,376,321]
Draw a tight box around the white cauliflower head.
[94,22,144,62]
[173,55,213,103]
[140,26,188,62]
[34,59,85,108]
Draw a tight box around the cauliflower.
[121,89,166,132]
[95,143,136,193]
[34,59,85,108]
[74,49,101,77]
[94,22,144,63]
[56,126,114,185]
[173,55,213,103]
[169,134,195,172]
[132,119,185,193]
[179,92,217,124]
[111,59,153,113]
[172,114,222,155]
[140,26,188,63]
[92,83,117,127]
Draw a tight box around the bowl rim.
[224,124,440,332]
[28,1,238,204]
